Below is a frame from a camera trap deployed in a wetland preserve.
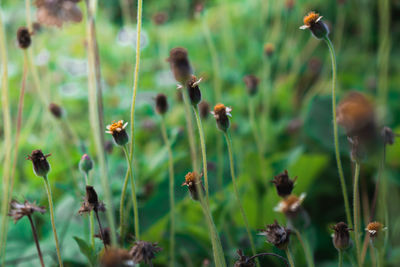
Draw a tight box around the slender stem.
[250,253,289,267]
[353,162,361,267]
[43,176,63,267]
[84,172,95,249]
[193,106,209,202]
[248,97,264,158]
[223,132,258,263]
[285,248,295,267]
[122,146,140,241]
[338,250,343,267]
[160,117,175,266]
[324,36,353,229]
[27,215,45,267]
[294,229,314,267]
[94,210,107,250]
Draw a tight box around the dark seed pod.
[49,103,63,119]
[381,126,395,146]
[332,222,351,251]
[17,27,31,49]
[259,220,291,250]
[130,241,162,265]
[271,170,297,198]
[168,47,192,84]
[243,75,260,96]
[186,75,202,106]
[155,93,168,115]
[26,150,51,177]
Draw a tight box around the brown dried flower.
[49,102,63,119]
[243,75,259,96]
[381,126,395,146]
[78,186,105,214]
[95,227,111,246]
[199,101,210,119]
[26,150,51,177]
[17,27,32,49]
[271,170,297,198]
[234,249,255,267]
[182,172,204,201]
[34,0,83,28]
[168,47,192,84]
[331,222,352,251]
[259,220,291,250]
[155,93,169,115]
[8,200,46,223]
[129,241,162,265]
[211,103,232,132]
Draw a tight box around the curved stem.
[193,106,209,202]
[338,250,343,267]
[324,36,353,229]
[294,229,314,267]
[160,117,175,266]
[353,162,361,267]
[94,210,107,250]
[28,215,45,267]
[223,132,258,263]
[43,176,63,267]
[285,248,295,267]
[250,252,289,267]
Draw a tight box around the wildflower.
[331,222,352,251]
[300,11,329,39]
[152,12,168,25]
[366,221,387,248]
[78,186,105,214]
[259,220,291,250]
[129,241,162,265]
[34,0,83,28]
[8,200,45,223]
[179,75,202,106]
[264,43,275,57]
[274,193,306,217]
[234,249,255,267]
[182,172,204,201]
[211,103,232,132]
[155,93,169,115]
[168,47,192,84]
[271,170,297,198]
[95,227,111,246]
[49,103,63,119]
[106,120,129,146]
[243,75,259,96]
[17,27,31,49]
[79,154,93,174]
[199,101,210,119]
[381,126,395,146]
[100,247,132,267]
[26,150,51,177]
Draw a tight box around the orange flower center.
[184,172,200,184]
[303,12,320,27]
[108,120,124,132]
[213,103,226,116]
[367,222,383,232]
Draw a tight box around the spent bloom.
[168,47,192,84]
[106,120,129,146]
[365,221,386,238]
[34,0,83,28]
[17,27,31,49]
[182,172,204,201]
[8,200,46,223]
[49,103,63,119]
[331,222,352,251]
[78,186,105,215]
[271,170,297,198]
[199,101,210,119]
[26,150,51,177]
[155,93,169,115]
[181,75,202,106]
[211,103,232,132]
[381,126,396,146]
[300,11,329,39]
[274,193,306,217]
[234,250,255,267]
[259,220,291,250]
[130,241,162,265]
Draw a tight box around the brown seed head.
[168,47,192,84]
[8,200,46,223]
[259,220,291,250]
[234,249,255,267]
[17,27,31,49]
[26,149,51,177]
[49,103,63,119]
[271,170,297,198]
[243,75,259,96]
[155,93,169,115]
[331,222,351,251]
[129,241,162,265]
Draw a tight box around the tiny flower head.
[365,221,386,238]
[168,47,192,84]
[211,103,232,132]
[259,220,291,250]
[155,93,169,115]
[234,249,255,267]
[186,75,202,106]
[26,149,51,177]
[243,75,259,96]
[106,120,129,146]
[78,186,105,214]
[152,12,168,25]
[129,241,162,265]
[271,170,297,198]
[331,222,352,251]
[274,193,306,217]
[182,172,204,201]
[17,27,31,49]
[8,200,46,223]
[300,11,329,39]
[49,103,63,119]
[79,154,93,174]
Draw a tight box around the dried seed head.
[264,43,275,57]
[332,222,351,251]
[234,249,255,267]
[182,172,204,201]
[211,103,232,132]
[34,0,83,28]
[274,193,306,218]
[300,11,329,39]
[26,149,51,177]
[129,241,162,265]
[168,47,192,84]
[79,154,93,174]
[78,186,106,214]
[155,93,169,115]
[100,247,132,267]
[152,12,168,25]
[366,221,385,238]
[381,126,395,146]
[106,120,129,146]
[271,170,297,198]
[8,200,46,223]
[243,75,260,96]
[17,27,31,49]
[199,101,210,119]
[95,227,111,246]
[49,103,63,119]
[186,75,202,105]
[259,220,291,250]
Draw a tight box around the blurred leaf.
[73,236,96,267]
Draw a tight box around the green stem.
[248,97,264,159]
[193,106,209,202]
[27,215,45,267]
[223,132,258,264]
[43,176,63,267]
[160,117,175,266]
[122,146,140,241]
[285,248,295,267]
[338,250,343,267]
[324,36,353,229]
[353,162,361,267]
[294,229,314,267]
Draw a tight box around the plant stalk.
[353,162,361,267]
[94,210,107,250]
[28,215,45,267]
[285,248,295,267]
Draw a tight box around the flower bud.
[259,220,291,250]
[211,103,232,132]
[155,93,168,115]
[26,150,51,177]
[271,170,297,198]
[49,103,63,119]
[168,47,192,84]
[300,12,329,39]
[106,120,129,146]
[17,27,31,49]
[332,222,351,251]
[243,75,259,96]
[79,154,93,174]
[186,75,202,106]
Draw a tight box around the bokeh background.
[1,0,400,266]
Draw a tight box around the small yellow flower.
[106,120,129,146]
[365,221,386,237]
[301,12,322,29]
[106,120,128,135]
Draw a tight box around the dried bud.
[100,247,132,267]
[274,193,306,218]
[381,126,395,146]
[259,220,291,250]
[243,75,259,96]
[78,186,105,214]
[79,154,93,174]
[95,227,111,246]
[17,27,31,49]
[155,93,169,115]
[26,150,51,177]
[8,200,45,223]
[168,47,192,84]
[49,103,63,119]
[211,103,232,132]
[199,101,210,119]
[271,170,297,198]
[300,12,329,39]
[106,120,129,146]
[332,222,351,251]
[185,75,202,105]
[234,249,255,267]
[182,172,204,201]
[152,12,168,25]
[130,241,162,265]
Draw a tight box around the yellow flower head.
[106,120,128,135]
[303,12,321,27]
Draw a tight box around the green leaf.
[73,236,96,267]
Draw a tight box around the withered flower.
[243,75,259,96]
[182,172,204,201]
[130,241,162,265]
[100,247,132,267]
[365,221,386,239]
[49,102,63,119]
[271,170,297,198]
[274,193,306,218]
[78,186,105,214]
[183,75,202,106]
[8,200,45,223]
[259,220,291,250]
[106,120,129,146]
[300,11,329,39]
[95,227,111,246]
[34,0,83,28]
[331,222,352,251]
[211,103,232,132]
[26,149,51,177]
[264,43,275,57]
[155,93,169,115]
[381,126,395,146]
[17,27,31,49]
[168,47,192,84]
[234,249,255,267]
[199,101,210,119]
